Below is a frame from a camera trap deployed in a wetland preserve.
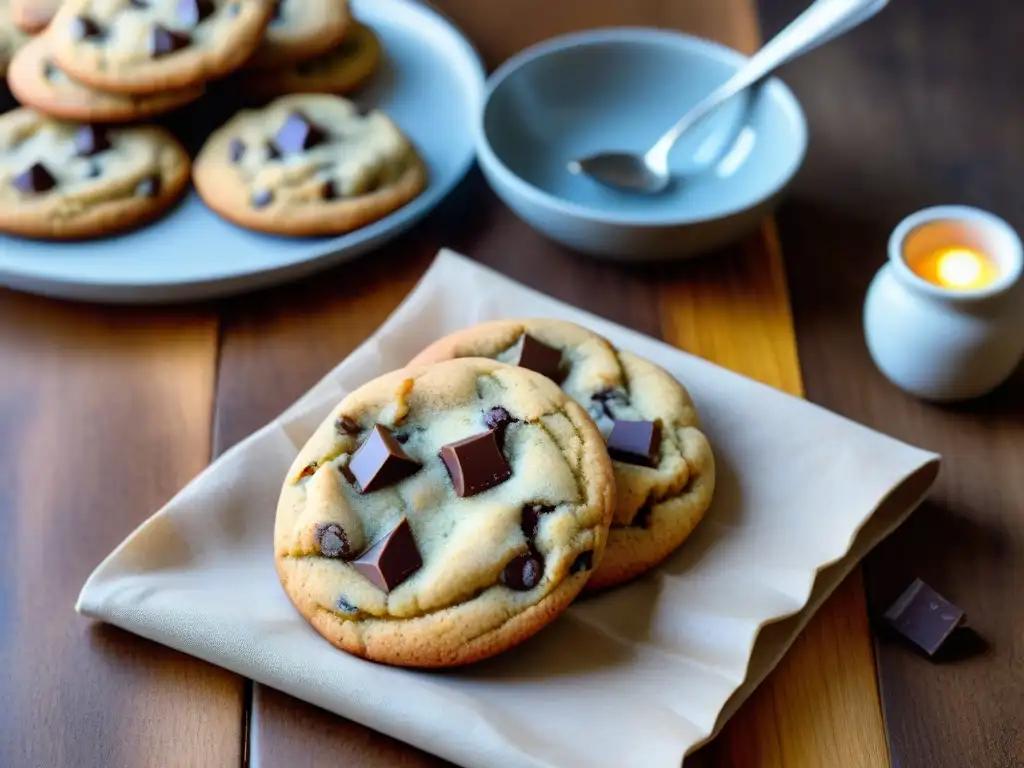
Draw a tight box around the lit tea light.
[908,246,1000,291]
[864,205,1024,402]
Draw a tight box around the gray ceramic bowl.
[476,28,808,260]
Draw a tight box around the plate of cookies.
[0,0,485,302]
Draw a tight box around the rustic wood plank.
[0,292,242,768]
[759,0,1024,763]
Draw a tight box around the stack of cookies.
[275,318,717,668]
[0,0,425,240]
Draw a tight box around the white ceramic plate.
[0,0,485,304]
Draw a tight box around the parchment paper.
[77,249,940,768]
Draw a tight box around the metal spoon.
[567,0,889,194]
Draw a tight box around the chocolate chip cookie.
[192,94,426,237]
[237,21,380,102]
[9,34,204,122]
[243,0,351,70]
[0,0,30,76]
[10,0,59,33]
[0,108,190,239]
[49,0,274,94]
[275,357,616,667]
[410,319,716,592]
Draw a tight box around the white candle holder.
[864,205,1024,402]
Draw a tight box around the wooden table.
[2,1,1021,766]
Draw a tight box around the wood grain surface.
[0,296,243,767]
[760,1,1024,765]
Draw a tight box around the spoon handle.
[645,0,888,166]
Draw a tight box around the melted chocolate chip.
[484,406,514,432]
[394,433,410,444]
[591,388,628,420]
[521,504,554,541]
[176,0,215,26]
[70,15,104,41]
[73,125,111,157]
[336,596,358,614]
[148,24,190,58]
[227,137,245,163]
[314,522,352,560]
[335,416,360,435]
[352,517,422,592]
[13,163,56,194]
[272,111,328,155]
[632,503,653,529]
[134,175,160,198]
[296,461,317,480]
[570,551,593,574]
[319,180,338,200]
[251,188,273,208]
[501,553,543,591]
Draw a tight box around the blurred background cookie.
[192,94,426,236]
[8,34,205,122]
[238,21,380,102]
[0,0,30,77]
[244,0,351,70]
[0,108,191,239]
[49,0,274,93]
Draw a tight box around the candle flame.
[936,248,984,289]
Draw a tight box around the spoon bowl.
[477,27,808,260]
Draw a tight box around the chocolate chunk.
[570,551,593,573]
[296,461,317,480]
[70,15,103,40]
[521,503,554,540]
[12,163,56,194]
[272,111,328,155]
[484,406,514,432]
[314,522,352,560]
[607,419,661,467]
[336,596,358,614]
[352,517,422,592]
[227,137,245,163]
[319,180,339,200]
[348,424,421,493]
[335,416,360,435]
[134,175,160,198]
[501,553,543,591]
[440,430,511,498]
[884,578,966,656]
[632,502,653,529]
[73,125,111,157]
[394,433,410,444]
[177,0,215,26]
[251,188,273,208]
[508,334,564,382]
[149,25,190,58]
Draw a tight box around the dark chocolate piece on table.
[334,415,360,435]
[439,429,511,498]
[501,553,543,591]
[520,503,554,541]
[227,137,246,163]
[884,578,967,657]
[607,419,661,467]
[13,163,57,194]
[314,522,351,560]
[272,111,328,155]
[176,0,215,27]
[134,175,160,198]
[251,188,273,208]
[348,424,421,493]
[70,15,103,40]
[352,517,422,592]
[508,333,564,382]
[73,125,111,157]
[570,551,593,574]
[148,25,190,58]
